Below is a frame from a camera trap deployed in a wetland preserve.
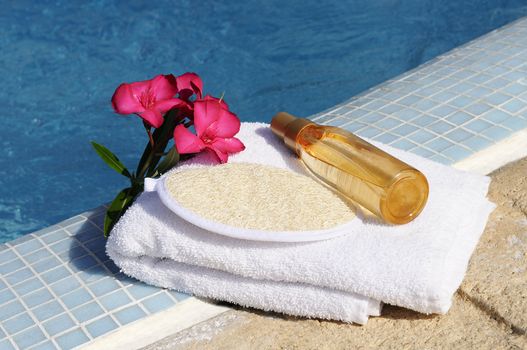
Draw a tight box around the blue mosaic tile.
[463,135,494,152]
[59,216,86,229]
[40,231,70,245]
[0,259,24,275]
[0,289,16,305]
[391,139,418,151]
[12,278,45,297]
[30,340,58,350]
[2,312,34,335]
[77,266,107,284]
[445,128,475,143]
[88,278,121,298]
[23,289,54,309]
[441,145,473,162]
[0,327,5,339]
[343,122,367,133]
[501,98,527,114]
[169,291,191,302]
[486,92,513,106]
[481,125,511,140]
[430,153,452,164]
[58,246,87,261]
[502,83,527,96]
[391,124,419,136]
[127,284,161,301]
[397,94,421,106]
[32,257,61,274]
[425,137,454,152]
[0,280,5,291]
[42,314,75,336]
[411,147,435,158]
[482,109,512,124]
[359,112,384,124]
[485,77,509,89]
[501,116,527,130]
[446,111,472,125]
[31,226,60,238]
[83,239,106,254]
[412,99,437,111]
[61,288,92,310]
[71,301,105,323]
[48,239,79,256]
[112,305,147,325]
[41,267,71,285]
[12,325,46,350]
[448,96,473,108]
[141,293,176,314]
[0,339,16,350]
[69,255,99,273]
[378,103,403,114]
[428,104,456,118]
[411,115,437,127]
[24,249,53,265]
[55,328,90,350]
[73,227,101,244]
[358,127,383,138]
[99,290,132,312]
[14,240,43,256]
[375,117,401,130]
[465,86,494,99]
[85,316,118,338]
[5,268,33,285]
[32,301,65,322]
[428,120,456,134]
[465,119,493,133]
[374,133,399,144]
[392,108,421,121]
[48,276,81,297]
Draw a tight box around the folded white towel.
[107,122,494,323]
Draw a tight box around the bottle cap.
[271,112,314,152]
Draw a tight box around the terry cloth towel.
[107,122,495,324]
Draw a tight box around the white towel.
[107,122,495,323]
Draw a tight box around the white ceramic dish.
[145,177,358,242]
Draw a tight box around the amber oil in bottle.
[270,112,429,224]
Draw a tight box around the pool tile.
[411,147,435,158]
[86,316,118,338]
[42,313,75,336]
[481,125,511,140]
[359,112,384,124]
[0,289,16,305]
[2,312,34,335]
[428,104,456,118]
[465,86,493,99]
[448,96,472,108]
[69,255,99,273]
[343,122,367,133]
[31,226,60,238]
[411,115,437,127]
[0,327,5,339]
[127,284,161,301]
[463,136,494,151]
[141,293,176,314]
[440,145,473,162]
[430,153,452,165]
[5,268,33,285]
[374,133,399,144]
[481,109,512,123]
[71,301,105,323]
[375,117,401,130]
[32,257,61,274]
[486,92,513,106]
[412,99,437,111]
[391,139,418,151]
[29,340,58,350]
[88,278,120,298]
[397,94,421,106]
[465,119,493,133]
[357,127,383,138]
[391,124,419,136]
[58,245,88,261]
[74,228,101,244]
[425,137,454,152]
[445,128,475,143]
[392,108,421,121]
[49,275,81,296]
[99,290,132,311]
[0,259,25,275]
[22,288,53,309]
[24,249,53,265]
[13,240,43,256]
[0,339,16,350]
[59,215,86,229]
[48,239,79,255]
[113,305,147,325]
[0,280,6,291]
[55,328,90,350]
[61,288,93,310]
[446,111,472,125]
[40,266,70,285]
[31,300,65,322]
[40,231,70,245]
[77,266,107,284]
[428,120,455,134]
[501,116,527,130]
[12,278,44,297]
[12,325,46,349]
[501,99,527,114]
[485,77,509,89]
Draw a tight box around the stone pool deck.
[1,15,527,350]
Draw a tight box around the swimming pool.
[1,0,526,242]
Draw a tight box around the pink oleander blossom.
[176,72,203,101]
[174,95,245,163]
[111,74,187,128]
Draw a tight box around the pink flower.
[111,74,187,128]
[176,72,203,101]
[174,95,245,163]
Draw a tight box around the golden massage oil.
[270,112,429,224]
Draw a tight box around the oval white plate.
[147,177,359,242]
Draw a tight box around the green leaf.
[155,146,180,175]
[91,142,132,178]
[104,187,135,237]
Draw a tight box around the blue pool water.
[1,1,527,242]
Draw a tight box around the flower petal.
[111,83,144,114]
[205,145,228,163]
[193,99,221,138]
[149,74,178,100]
[210,137,245,154]
[203,94,229,110]
[174,125,205,154]
[138,109,164,128]
[154,98,188,114]
[205,108,241,138]
[177,72,203,100]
